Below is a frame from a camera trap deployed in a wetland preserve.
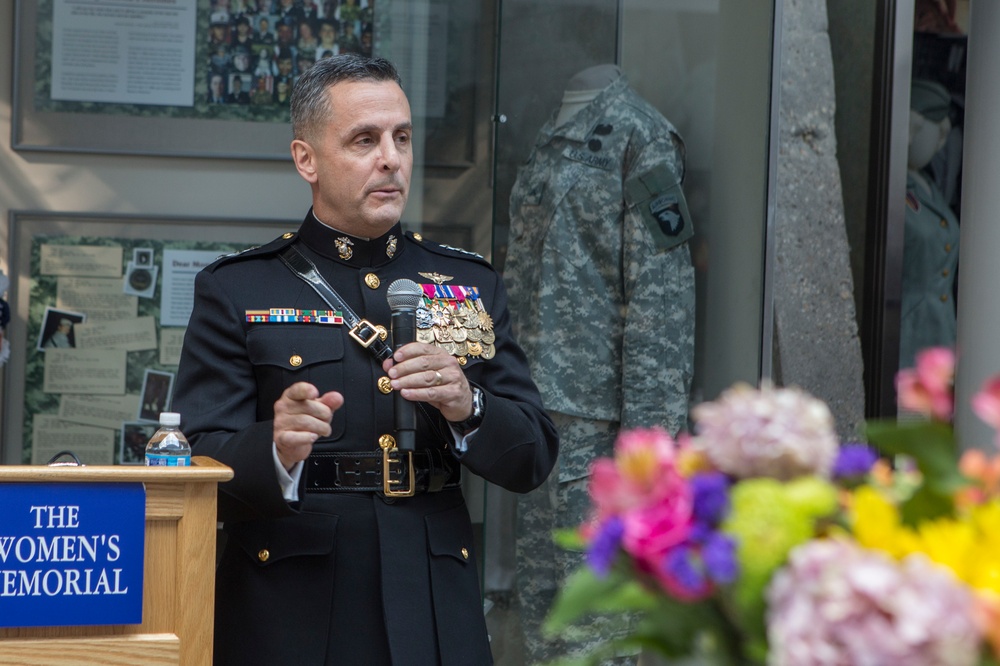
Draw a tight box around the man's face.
[278,57,293,75]
[210,76,224,96]
[234,53,250,70]
[292,80,413,237]
[319,23,335,44]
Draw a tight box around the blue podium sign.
[0,482,145,628]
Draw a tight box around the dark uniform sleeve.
[449,268,559,493]
[173,268,295,523]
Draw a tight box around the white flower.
[767,539,982,666]
[691,383,838,480]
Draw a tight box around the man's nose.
[379,135,401,171]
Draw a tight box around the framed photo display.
[11,0,478,167]
[11,0,376,159]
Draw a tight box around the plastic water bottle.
[144,412,191,466]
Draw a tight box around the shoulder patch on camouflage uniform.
[625,163,694,252]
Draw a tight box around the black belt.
[306,449,461,496]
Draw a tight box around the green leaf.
[635,598,745,661]
[865,420,967,495]
[552,527,586,551]
[543,567,657,635]
[899,482,954,525]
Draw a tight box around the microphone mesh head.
[386,279,423,312]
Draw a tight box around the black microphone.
[386,279,422,451]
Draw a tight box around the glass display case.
[378,0,779,661]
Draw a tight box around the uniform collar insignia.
[386,234,398,259]
[419,272,453,285]
[335,237,354,261]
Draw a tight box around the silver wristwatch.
[449,386,484,433]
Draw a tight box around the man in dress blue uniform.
[172,54,558,665]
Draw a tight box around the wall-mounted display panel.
[2,211,297,465]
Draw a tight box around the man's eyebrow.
[347,121,413,136]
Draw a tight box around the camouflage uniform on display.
[504,71,696,664]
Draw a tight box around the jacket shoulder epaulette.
[204,231,298,272]
[406,231,491,267]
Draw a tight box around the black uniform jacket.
[172,211,559,665]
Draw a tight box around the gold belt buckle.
[349,319,381,348]
[382,446,415,497]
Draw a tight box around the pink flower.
[621,490,693,575]
[972,376,1000,447]
[588,427,681,519]
[587,428,695,587]
[897,347,955,421]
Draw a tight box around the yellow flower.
[913,518,976,582]
[850,486,918,558]
[967,502,1000,594]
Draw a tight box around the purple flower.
[662,544,706,595]
[586,516,624,577]
[701,532,738,584]
[690,472,730,526]
[832,443,879,479]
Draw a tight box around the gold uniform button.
[282,232,294,239]
[940,219,948,228]
[413,233,423,241]
[458,356,468,366]
[461,548,469,560]
[379,434,397,450]
[940,294,949,302]
[365,273,381,289]
[289,355,303,367]
[258,549,270,562]
[378,376,393,394]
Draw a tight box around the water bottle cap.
[159,412,181,427]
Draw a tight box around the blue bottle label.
[145,453,191,466]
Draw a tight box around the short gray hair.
[290,54,402,142]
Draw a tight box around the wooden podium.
[0,456,232,666]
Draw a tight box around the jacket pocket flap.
[247,326,344,369]
[226,513,338,566]
[425,504,474,565]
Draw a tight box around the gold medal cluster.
[416,297,496,365]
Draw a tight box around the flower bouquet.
[545,348,1000,665]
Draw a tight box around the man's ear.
[291,139,318,183]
